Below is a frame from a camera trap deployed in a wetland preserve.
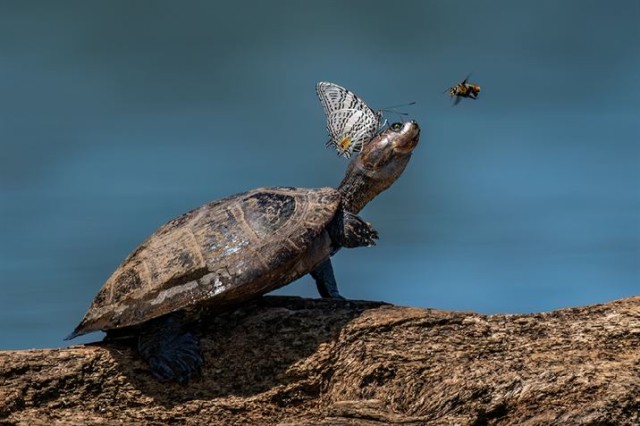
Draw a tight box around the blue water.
[1,1,638,349]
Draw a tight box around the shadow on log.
[1,295,639,425]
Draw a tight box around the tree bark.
[1,296,639,425]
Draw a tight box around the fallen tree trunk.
[1,296,639,425]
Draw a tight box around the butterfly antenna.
[379,101,416,120]
[381,101,417,110]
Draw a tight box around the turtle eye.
[390,122,403,131]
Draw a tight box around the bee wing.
[461,73,472,85]
[317,82,381,158]
[452,95,462,106]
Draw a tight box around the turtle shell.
[71,186,341,337]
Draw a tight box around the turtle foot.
[138,313,203,383]
[337,211,379,248]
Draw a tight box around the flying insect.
[445,75,481,105]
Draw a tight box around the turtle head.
[338,120,420,213]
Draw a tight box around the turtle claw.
[363,224,379,246]
[346,217,378,248]
[331,210,379,249]
[148,357,178,382]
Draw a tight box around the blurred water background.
[1,1,638,349]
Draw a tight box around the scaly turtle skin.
[67,121,420,382]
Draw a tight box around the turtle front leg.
[137,311,203,383]
[312,210,379,299]
[328,210,378,248]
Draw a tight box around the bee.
[445,75,481,105]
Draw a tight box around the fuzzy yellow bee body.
[446,75,481,105]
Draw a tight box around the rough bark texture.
[1,296,639,425]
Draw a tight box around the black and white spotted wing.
[316,81,382,158]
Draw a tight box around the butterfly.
[316,81,383,158]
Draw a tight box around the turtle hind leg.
[137,312,203,383]
[328,210,378,249]
[311,259,344,299]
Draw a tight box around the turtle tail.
[64,328,84,341]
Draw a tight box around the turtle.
[66,120,420,382]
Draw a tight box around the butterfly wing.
[326,108,379,157]
[316,82,381,158]
[317,81,348,115]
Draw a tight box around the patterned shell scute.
[74,187,341,335]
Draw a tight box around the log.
[1,296,639,425]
